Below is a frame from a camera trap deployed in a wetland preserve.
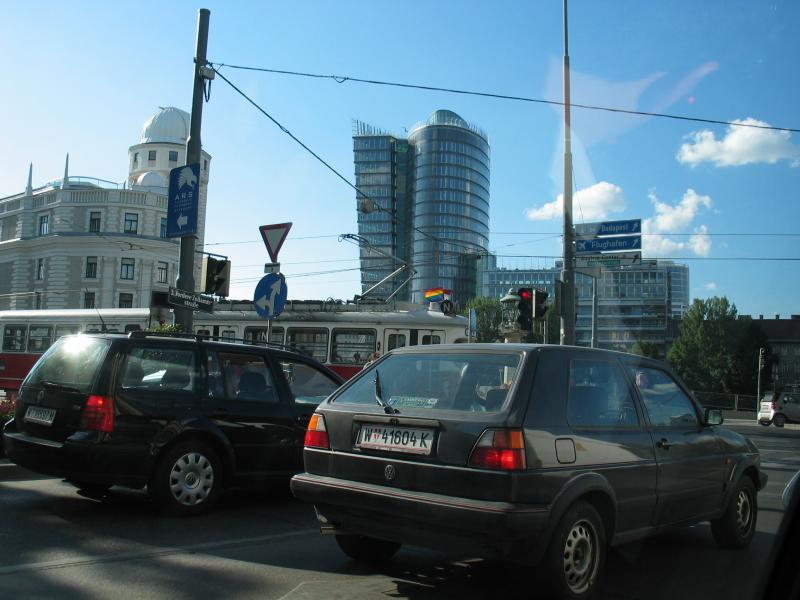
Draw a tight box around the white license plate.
[24,406,57,426]
[358,425,434,455]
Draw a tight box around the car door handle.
[656,438,672,450]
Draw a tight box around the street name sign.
[575,252,641,269]
[259,222,292,264]
[575,219,641,238]
[167,164,200,237]
[254,273,288,320]
[168,286,213,314]
[576,235,641,255]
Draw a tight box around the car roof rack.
[126,330,310,357]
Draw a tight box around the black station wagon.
[4,332,343,515]
[291,344,767,599]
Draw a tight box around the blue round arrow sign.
[253,273,288,319]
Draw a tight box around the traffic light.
[517,287,533,331]
[533,289,549,320]
[201,256,231,297]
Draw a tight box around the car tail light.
[304,414,329,449]
[469,429,526,471]
[80,395,115,433]
[772,402,777,410]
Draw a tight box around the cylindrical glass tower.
[408,110,490,304]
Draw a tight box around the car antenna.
[86,287,108,332]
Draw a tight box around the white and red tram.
[0,301,469,402]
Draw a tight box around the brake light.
[80,395,114,433]
[304,414,329,449]
[772,402,777,410]
[469,429,526,471]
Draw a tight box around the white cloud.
[642,190,713,257]
[704,281,718,291]
[526,181,625,222]
[677,118,800,167]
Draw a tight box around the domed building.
[0,107,212,312]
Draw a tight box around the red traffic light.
[518,288,532,300]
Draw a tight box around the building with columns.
[0,107,211,311]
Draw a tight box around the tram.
[0,300,469,401]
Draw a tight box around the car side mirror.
[705,408,723,426]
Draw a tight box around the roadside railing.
[693,391,758,412]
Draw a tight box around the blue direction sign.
[253,273,288,320]
[166,164,200,237]
[575,219,641,238]
[576,235,642,255]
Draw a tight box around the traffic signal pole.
[560,0,576,346]
[175,8,210,333]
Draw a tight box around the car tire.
[759,420,771,426]
[150,440,223,516]
[541,501,606,599]
[773,414,787,428]
[335,534,401,564]
[710,477,757,549]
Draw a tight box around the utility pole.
[560,0,575,345]
[175,8,210,333]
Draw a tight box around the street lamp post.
[500,288,522,343]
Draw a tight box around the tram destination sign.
[168,287,214,314]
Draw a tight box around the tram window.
[124,324,142,333]
[221,330,236,341]
[331,329,376,364]
[196,329,211,339]
[3,325,27,352]
[287,328,328,362]
[55,325,80,339]
[27,326,53,352]
[244,326,284,346]
[387,334,406,351]
[421,334,442,345]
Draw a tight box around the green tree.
[632,340,661,359]
[667,296,766,394]
[464,297,503,342]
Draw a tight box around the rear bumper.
[3,421,150,487]
[291,472,551,562]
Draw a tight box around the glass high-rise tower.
[353,110,490,305]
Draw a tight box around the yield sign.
[259,222,292,263]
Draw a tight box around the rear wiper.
[40,380,82,394]
[374,370,398,415]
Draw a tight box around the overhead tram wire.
[210,66,491,258]
[209,63,800,134]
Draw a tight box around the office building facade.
[353,110,489,305]
[479,256,689,357]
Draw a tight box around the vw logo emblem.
[384,464,397,481]
[37,390,45,402]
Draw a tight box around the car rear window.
[24,335,111,393]
[332,352,521,413]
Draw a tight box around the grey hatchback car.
[291,344,767,599]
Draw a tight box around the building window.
[84,292,95,309]
[157,261,168,284]
[160,217,167,238]
[38,214,49,236]
[119,293,133,308]
[133,152,139,165]
[36,258,44,280]
[203,159,208,171]
[148,150,156,161]
[86,256,98,279]
[169,151,178,162]
[89,211,101,232]
[35,292,42,309]
[121,258,135,280]
[124,213,138,234]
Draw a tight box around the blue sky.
[1,1,798,317]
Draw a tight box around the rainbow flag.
[424,288,451,302]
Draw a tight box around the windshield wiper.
[374,370,398,415]
[40,380,82,394]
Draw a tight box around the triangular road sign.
[259,222,292,264]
